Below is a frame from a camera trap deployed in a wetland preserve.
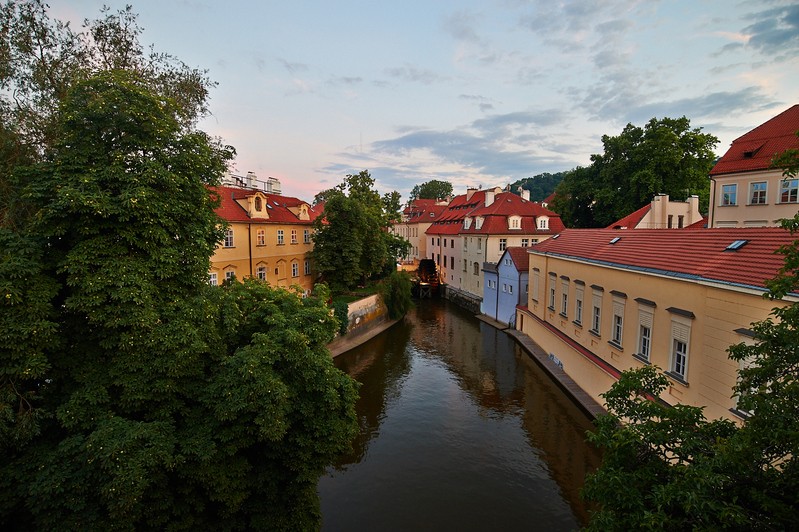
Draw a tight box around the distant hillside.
[510,172,566,202]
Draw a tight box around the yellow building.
[515,227,798,423]
[209,184,321,294]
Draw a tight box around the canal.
[318,300,602,531]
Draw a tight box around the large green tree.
[509,171,566,202]
[552,117,718,227]
[311,170,409,291]
[408,179,453,202]
[0,40,356,532]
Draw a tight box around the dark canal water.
[317,300,602,531]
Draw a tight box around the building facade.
[708,104,799,228]
[481,247,529,325]
[393,199,448,267]
[515,227,798,423]
[210,184,321,294]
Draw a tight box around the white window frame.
[291,229,298,244]
[209,272,218,286]
[223,228,234,248]
[749,181,767,205]
[721,183,737,206]
[636,306,654,362]
[560,278,569,316]
[780,179,798,203]
[304,229,311,243]
[291,261,299,277]
[277,229,284,245]
[256,229,265,246]
[499,238,507,251]
[611,294,625,346]
[256,265,267,281]
[669,315,692,382]
[304,260,311,275]
[591,288,603,335]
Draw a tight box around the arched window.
[255,197,262,211]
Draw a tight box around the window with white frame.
[502,283,507,293]
[304,260,311,275]
[256,265,267,281]
[277,229,284,244]
[548,273,556,309]
[537,216,549,230]
[636,302,655,362]
[560,277,569,316]
[208,272,218,286]
[473,262,479,275]
[225,271,236,281]
[750,181,767,204]
[521,238,529,247]
[223,228,234,247]
[668,309,694,382]
[304,229,311,243]
[256,229,265,246]
[591,287,603,335]
[532,268,540,302]
[291,261,299,277]
[721,183,737,205]
[477,238,482,250]
[574,282,584,325]
[291,229,297,244]
[508,284,513,294]
[780,179,798,203]
[509,216,521,229]
[610,292,626,347]
[499,238,507,251]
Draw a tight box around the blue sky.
[53,1,799,202]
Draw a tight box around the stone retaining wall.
[344,294,388,335]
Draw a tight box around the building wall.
[518,253,785,423]
[481,268,499,320]
[210,222,314,292]
[496,262,527,325]
[710,168,799,227]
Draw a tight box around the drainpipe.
[247,223,253,278]
[708,176,716,228]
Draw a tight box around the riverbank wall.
[441,285,482,314]
[327,294,400,357]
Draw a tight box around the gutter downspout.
[248,223,253,278]
[708,176,716,228]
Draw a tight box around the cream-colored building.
[515,227,798,423]
[708,104,799,228]
[392,199,448,267]
[210,182,321,294]
[608,194,703,229]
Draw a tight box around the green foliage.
[509,172,565,202]
[0,71,358,530]
[380,271,414,320]
[409,179,453,202]
[382,190,403,223]
[553,117,718,227]
[311,170,410,290]
[584,214,799,530]
[333,300,350,336]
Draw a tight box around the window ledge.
[559,312,568,319]
[665,371,689,386]
[746,203,769,206]
[589,329,601,339]
[632,353,650,365]
[547,305,555,311]
[608,340,623,351]
[718,204,738,207]
[729,408,751,420]
[572,320,582,328]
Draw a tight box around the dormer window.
[475,217,484,230]
[255,197,262,211]
[537,216,549,230]
[508,215,522,230]
[464,217,472,229]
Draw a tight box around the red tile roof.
[607,204,651,229]
[710,104,799,176]
[505,247,530,273]
[529,227,796,293]
[211,185,317,224]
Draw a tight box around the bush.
[380,271,413,319]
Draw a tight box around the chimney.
[466,187,477,201]
[687,195,700,222]
[246,171,257,188]
[521,189,530,201]
[485,189,495,207]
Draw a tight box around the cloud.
[277,58,309,74]
[329,76,363,86]
[741,4,799,55]
[385,64,448,84]
[443,10,482,43]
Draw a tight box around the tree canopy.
[509,172,565,202]
[0,8,358,530]
[552,117,718,227]
[409,179,453,202]
[311,170,410,291]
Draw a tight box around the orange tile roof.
[529,227,796,293]
[710,104,799,176]
[211,185,317,224]
[505,246,530,272]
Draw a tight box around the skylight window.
[725,239,748,251]
[609,237,621,244]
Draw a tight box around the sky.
[51,1,799,202]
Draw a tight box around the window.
[537,216,549,230]
[255,197,262,211]
[509,216,521,229]
[477,238,482,250]
[502,283,507,293]
[304,260,311,275]
[223,228,234,247]
[444,239,447,248]
[668,214,673,228]
[780,179,798,203]
[291,262,299,277]
[678,215,684,229]
[256,229,265,246]
[208,272,218,286]
[225,271,236,281]
[548,274,556,310]
[277,230,284,244]
[668,310,693,382]
[636,303,655,362]
[291,229,298,244]
[256,265,267,281]
[304,229,311,243]
[591,287,603,335]
[499,238,507,251]
[450,256,454,269]
[463,259,467,272]
[521,238,529,247]
[560,278,569,316]
[573,281,584,325]
[721,184,737,206]
[508,284,513,294]
[532,268,540,302]
[750,182,767,204]
[473,262,479,275]
[610,292,625,347]
[639,324,651,360]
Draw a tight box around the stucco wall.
[344,294,389,336]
